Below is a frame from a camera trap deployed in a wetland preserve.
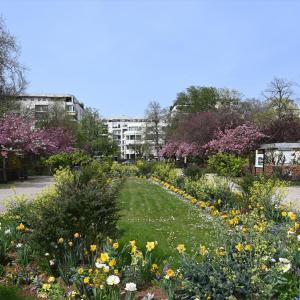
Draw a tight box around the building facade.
[15,94,85,121]
[105,116,165,160]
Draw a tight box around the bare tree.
[145,101,166,158]
[263,77,298,119]
[0,17,27,116]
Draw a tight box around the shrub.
[44,150,91,173]
[183,164,205,179]
[183,176,240,210]
[207,153,247,177]
[135,160,155,177]
[25,163,121,254]
[110,162,138,177]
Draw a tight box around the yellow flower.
[166,268,175,278]
[130,240,136,247]
[295,222,300,230]
[83,277,90,284]
[68,241,73,247]
[47,276,55,283]
[112,242,119,250]
[16,223,25,231]
[42,283,51,291]
[146,241,156,252]
[58,237,64,244]
[109,258,116,267]
[131,245,137,254]
[78,267,84,274]
[151,263,159,272]
[74,232,80,238]
[235,243,244,252]
[199,245,208,256]
[281,211,287,217]
[176,244,186,253]
[90,244,97,252]
[114,269,119,275]
[288,211,297,221]
[245,244,252,251]
[99,252,109,262]
[216,247,226,256]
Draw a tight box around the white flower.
[297,235,300,242]
[49,259,55,266]
[106,275,120,285]
[45,253,50,257]
[16,243,23,248]
[95,262,106,269]
[4,229,11,235]
[125,282,137,292]
[278,258,291,273]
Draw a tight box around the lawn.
[117,178,226,262]
[0,286,34,300]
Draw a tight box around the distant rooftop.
[105,115,145,121]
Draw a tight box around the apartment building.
[15,94,85,121]
[106,116,165,160]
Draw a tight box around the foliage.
[7,163,121,256]
[183,176,240,210]
[76,107,119,157]
[183,164,205,179]
[207,152,248,177]
[0,114,74,157]
[204,123,266,155]
[44,150,91,172]
[110,162,138,177]
[135,160,155,177]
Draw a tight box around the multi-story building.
[105,116,165,160]
[15,94,85,121]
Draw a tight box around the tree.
[35,102,76,132]
[172,86,219,113]
[262,116,300,143]
[0,17,27,117]
[263,77,298,119]
[204,123,266,155]
[0,114,74,182]
[76,108,118,157]
[145,101,166,158]
[167,111,243,157]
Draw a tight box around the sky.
[1,0,300,117]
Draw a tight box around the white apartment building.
[106,116,165,160]
[15,94,85,121]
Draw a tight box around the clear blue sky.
[2,0,300,117]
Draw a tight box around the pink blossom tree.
[204,123,266,155]
[0,114,74,182]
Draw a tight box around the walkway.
[0,176,53,212]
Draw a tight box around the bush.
[183,176,241,210]
[23,162,121,254]
[110,162,138,177]
[183,164,205,179]
[207,153,247,177]
[135,160,155,177]
[44,150,91,173]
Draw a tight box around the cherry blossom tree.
[0,114,74,182]
[204,123,266,155]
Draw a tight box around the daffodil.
[176,244,186,253]
[112,242,119,249]
[90,244,97,252]
[146,241,155,252]
[235,243,243,252]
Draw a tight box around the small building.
[15,94,85,121]
[255,143,300,179]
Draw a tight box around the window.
[66,105,74,112]
[35,105,48,112]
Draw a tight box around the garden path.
[0,176,53,212]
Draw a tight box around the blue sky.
[1,0,300,117]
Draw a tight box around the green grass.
[117,178,226,262]
[0,286,34,300]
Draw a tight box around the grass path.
[117,178,226,262]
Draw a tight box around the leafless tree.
[263,77,298,119]
[145,101,166,158]
[0,17,27,116]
